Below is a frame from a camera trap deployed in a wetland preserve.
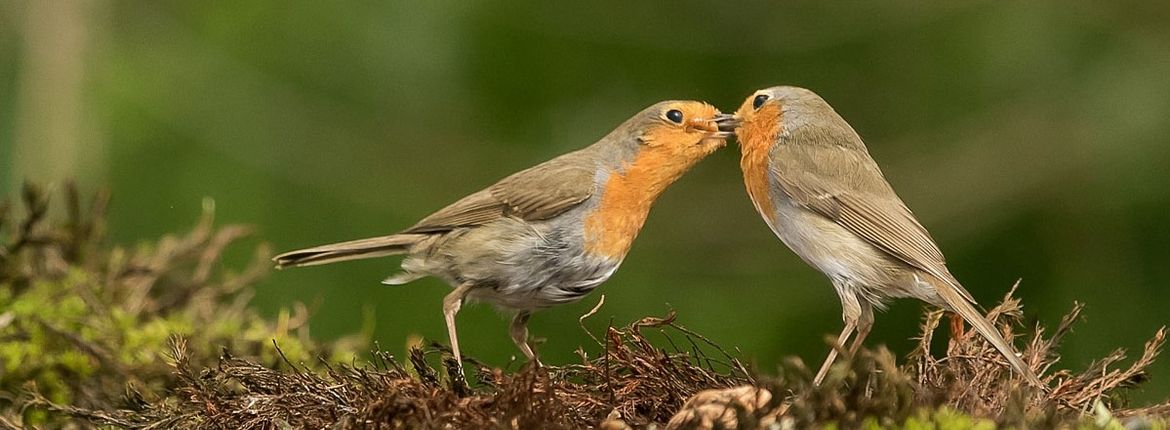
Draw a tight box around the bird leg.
[510,311,542,366]
[442,283,474,370]
[847,302,875,356]
[813,320,856,386]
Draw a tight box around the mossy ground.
[1,185,1167,429]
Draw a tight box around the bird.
[729,85,1043,387]
[274,100,733,371]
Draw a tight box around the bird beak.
[714,113,739,137]
[688,114,738,139]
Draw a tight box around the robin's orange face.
[734,88,784,223]
[638,101,731,161]
[734,90,783,154]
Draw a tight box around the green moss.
[898,408,997,430]
[0,185,363,426]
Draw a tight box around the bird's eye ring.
[665,109,684,124]
[752,94,770,110]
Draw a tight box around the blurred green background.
[2,1,1168,401]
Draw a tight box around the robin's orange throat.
[583,141,709,259]
[739,103,783,220]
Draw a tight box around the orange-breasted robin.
[730,86,1043,387]
[275,101,733,370]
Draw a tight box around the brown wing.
[770,142,976,303]
[402,151,597,234]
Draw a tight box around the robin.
[275,101,733,370]
[729,86,1043,387]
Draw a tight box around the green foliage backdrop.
[2,0,1168,402]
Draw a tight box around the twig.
[578,294,606,347]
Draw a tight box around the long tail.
[926,273,1045,388]
[273,234,427,269]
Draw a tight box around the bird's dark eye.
[665,109,684,124]
[752,94,770,110]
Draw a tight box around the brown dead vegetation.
[26,291,1169,429]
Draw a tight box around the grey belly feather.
[391,213,619,312]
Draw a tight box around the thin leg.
[442,283,474,367]
[813,320,856,386]
[509,311,542,366]
[847,302,875,355]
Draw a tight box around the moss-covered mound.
[1,185,1167,429]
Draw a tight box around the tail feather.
[927,273,1045,388]
[273,234,425,269]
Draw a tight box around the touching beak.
[714,113,739,137]
[687,114,738,140]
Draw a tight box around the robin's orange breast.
[583,148,696,259]
[739,103,783,225]
[741,148,774,225]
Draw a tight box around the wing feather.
[770,143,975,303]
[403,151,597,234]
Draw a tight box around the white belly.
[768,198,889,286]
